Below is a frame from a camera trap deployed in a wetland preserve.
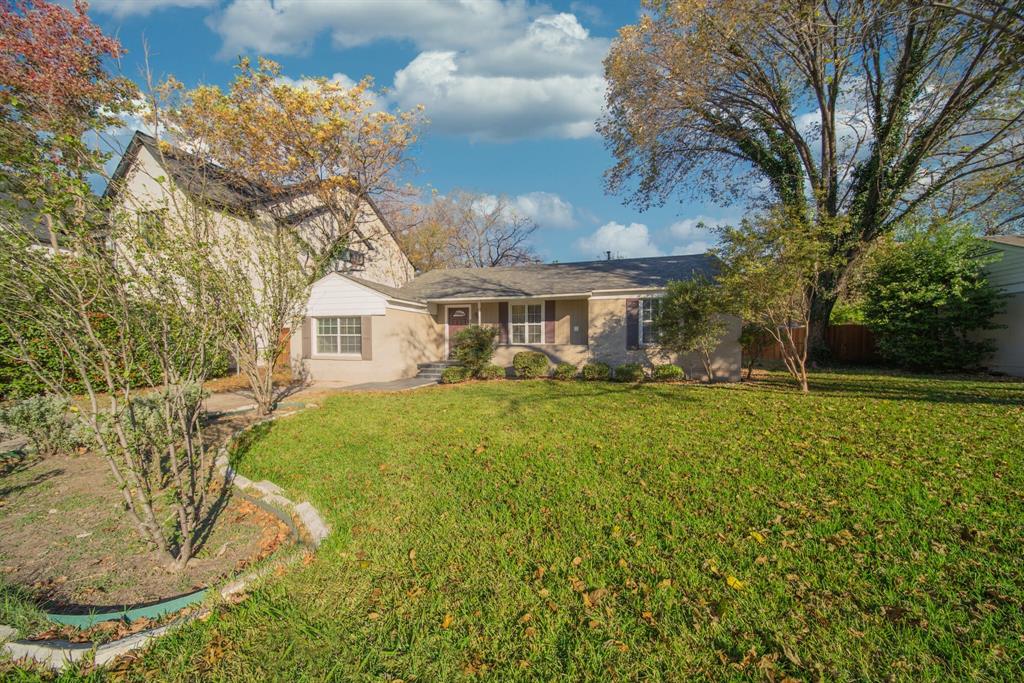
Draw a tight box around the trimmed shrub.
[614,363,646,382]
[0,395,81,456]
[580,362,611,381]
[512,351,549,379]
[441,366,470,384]
[651,364,685,382]
[476,364,505,380]
[452,325,498,377]
[552,362,577,380]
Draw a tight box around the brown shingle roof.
[394,254,719,301]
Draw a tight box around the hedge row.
[439,352,687,384]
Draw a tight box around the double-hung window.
[510,303,543,344]
[316,316,361,355]
[639,298,661,346]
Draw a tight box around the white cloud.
[471,191,577,229]
[206,2,608,141]
[391,50,602,141]
[667,216,720,255]
[574,222,663,259]
[511,192,577,229]
[91,0,217,18]
[208,0,533,56]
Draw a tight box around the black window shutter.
[625,299,639,350]
[498,302,509,344]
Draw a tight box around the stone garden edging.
[0,408,330,672]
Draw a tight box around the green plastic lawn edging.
[45,588,208,628]
[43,491,301,629]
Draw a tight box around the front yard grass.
[62,372,1024,679]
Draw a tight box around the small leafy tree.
[737,323,771,380]
[452,325,498,377]
[656,275,727,381]
[715,207,842,393]
[861,223,1003,371]
[0,207,224,570]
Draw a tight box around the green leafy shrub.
[651,364,684,382]
[0,395,81,456]
[452,325,498,377]
[512,351,549,379]
[0,306,231,400]
[861,223,1004,371]
[441,366,470,384]
[614,363,646,382]
[476,364,505,380]
[552,362,577,380]
[580,362,611,381]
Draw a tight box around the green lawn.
[29,372,1024,680]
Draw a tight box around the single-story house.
[980,235,1024,377]
[291,255,742,384]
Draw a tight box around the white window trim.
[508,302,546,346]
[313,316,362,358]
[638,297,662,347]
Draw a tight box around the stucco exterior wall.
[292,306,442,385]
[588,298,742,381]
[427,297,740,381]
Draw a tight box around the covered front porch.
[429,297,591,366]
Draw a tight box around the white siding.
[985,243,1024,294]
[980,242,1024,376]
[306,273,387,316]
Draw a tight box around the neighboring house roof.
[393,254,720,301]
[104,132,271,212]
[103,131,407,246]
[984,235,1024,248]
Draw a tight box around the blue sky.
[88,0,743,262]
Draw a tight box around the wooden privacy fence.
[752,324,880,364]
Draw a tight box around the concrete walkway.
[334,377,439,392]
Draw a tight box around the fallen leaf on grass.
[367,612,381,621]
[441,613,453,629]
[656,578,672,589]
[750,531,766,544]
[726,575,745,591]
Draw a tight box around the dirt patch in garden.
[0,441,290,613]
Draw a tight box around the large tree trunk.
[807,273,840,362]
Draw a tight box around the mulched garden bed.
[0,427,288,625]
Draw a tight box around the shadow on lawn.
[753,368,1024,407]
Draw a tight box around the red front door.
[447,306,470,358]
